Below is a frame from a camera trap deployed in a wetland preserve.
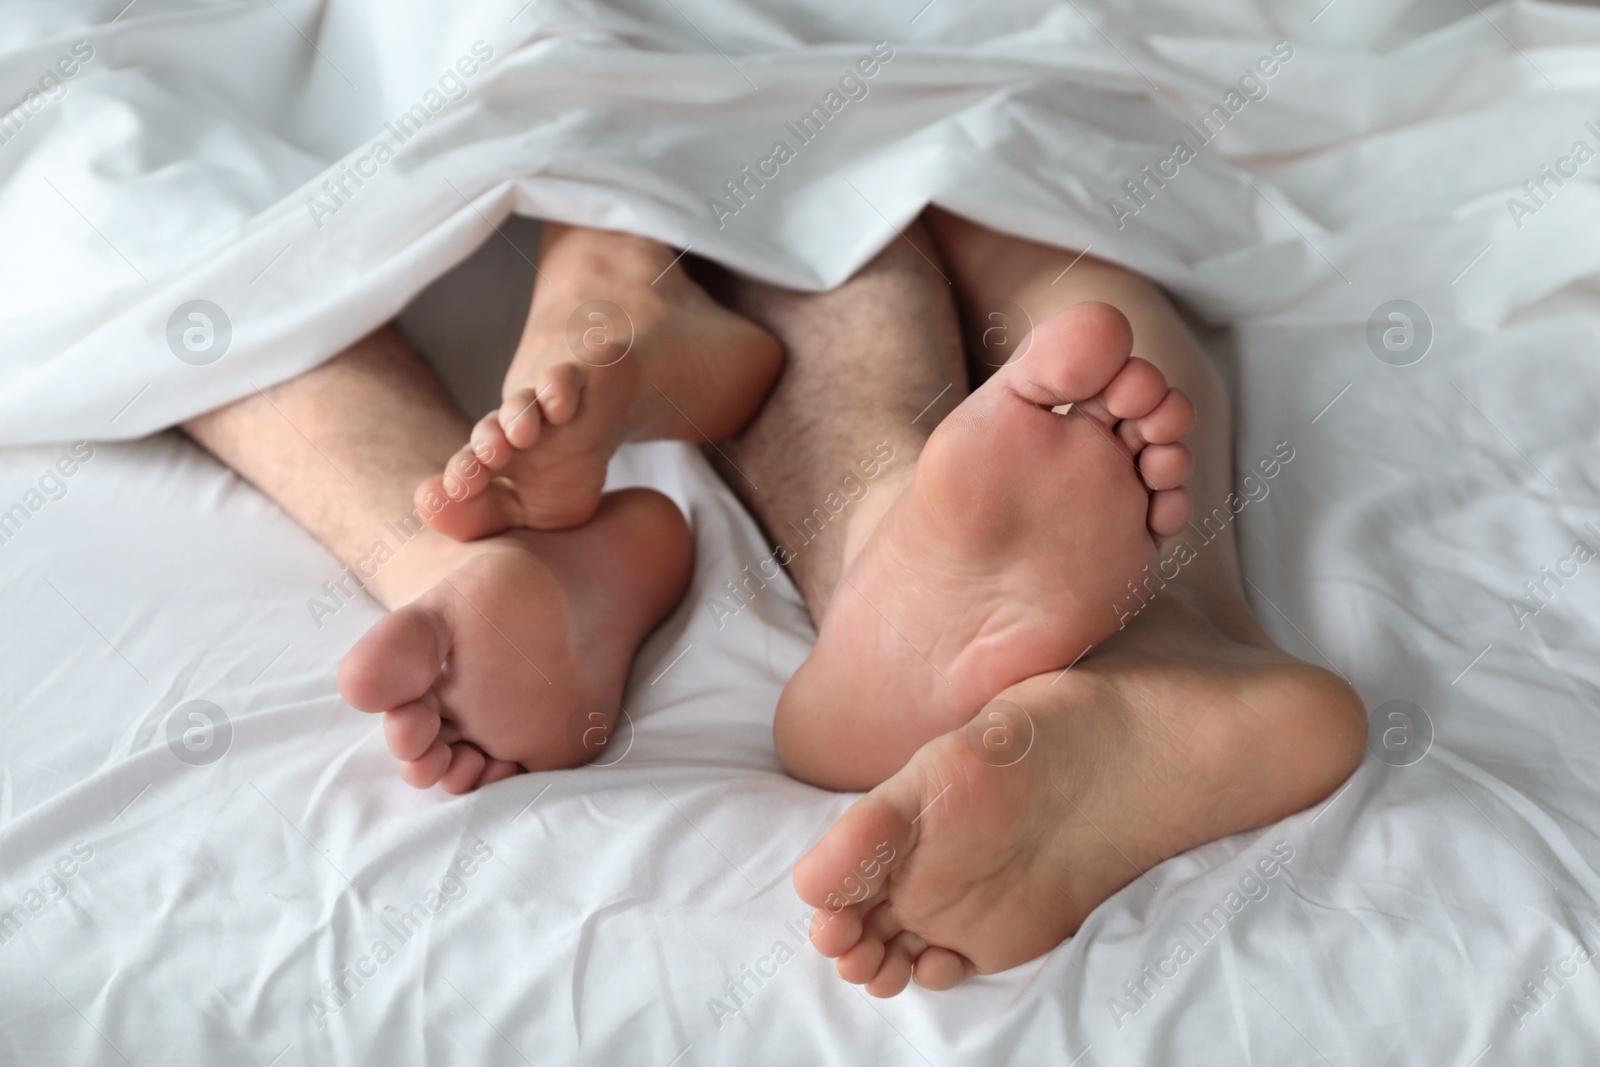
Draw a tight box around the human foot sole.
[776,301,1196,790]
[338,488,691,792]
[793,599,1365,995]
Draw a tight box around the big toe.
[1003,301,1135,407]
[796,790,921,953]
[339,605,448,714]
[416,473,519,541]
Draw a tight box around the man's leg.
[709,223,966,621]
[720,213,1364,995]
[183,326,691,792]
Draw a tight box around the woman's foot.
[775,302,1197,790]
[417,225,784,535]
[793,596,1366,995]
[338,488,692,792]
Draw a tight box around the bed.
[4,1,1599,1063]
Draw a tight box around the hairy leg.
[183,327,691,791]
[183,327,468,605]
[708,224,966,621]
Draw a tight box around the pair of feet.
[336,232,1364,994]
[340,226,780,789]
[779,303,1361,994]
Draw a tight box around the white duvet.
[3,0,1600,1063]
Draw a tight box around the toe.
[1001,301,1134,408]
[470,412,515,471]
[415,472,519,541]
[439,743,488,795]
[836,930,887,985]
[474,758,522,789]
[1136,388,1196,445]
[865,931,920,997]
[793,791,916,919]
[913,946,977,990]
[440,443,494,503]
[810,904,865,958]
[339,605,449,714]
[498,388,547,449]
[1149,487,1192,538]
[384,701,442,762]
[1102,357,1167,420]
[535,363,585,426]
[1139,442,1193,491]
[399,737,453,789]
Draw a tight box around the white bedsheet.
[4,0,1600,1063]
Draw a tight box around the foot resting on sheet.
[338,488,691,792]
[775,302,1198,790]
[416,224,784,535]
[793,595,1366,996]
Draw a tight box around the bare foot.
[417,225,783,535]
[338,488,691,792]
[793,596,1366,995]
[776,302,1197,789]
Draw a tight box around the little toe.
[439,743,488,795]
[384,701,443,762]
[1102,357,1168,420]
[399,737,454,789]
[1139,442,1193,491]
[1136,388,1196,445]
[1149,487,1192,538]
[474,758,522,789]
[913,946,977,991]
[498,388,547,450]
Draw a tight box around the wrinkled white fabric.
[3,0,1600,1063]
